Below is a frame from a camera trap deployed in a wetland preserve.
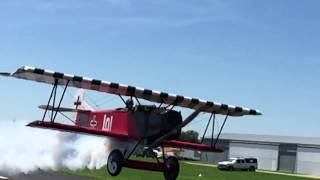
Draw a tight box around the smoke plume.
[0,120,110,175]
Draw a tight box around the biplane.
[0,66,261,180]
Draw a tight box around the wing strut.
[200,113,215,144]
[42,79,58,122]
[134,96,141,105]
[118,94,126,104]
[41,79,70,123]
[211,113,216,147]
[213,113,229,148]
[52,80,69,123]
[51,80,59,122]
[200,112,229,149]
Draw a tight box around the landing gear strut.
[107,150,124,176]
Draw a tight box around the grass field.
[59,161,313,180]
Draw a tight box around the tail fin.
[73,89,94,111]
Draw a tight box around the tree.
[179,130,199,143]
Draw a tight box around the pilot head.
[125,99,134,109]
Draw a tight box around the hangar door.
[229,142,279,171]
[296,147,320,176]
[278,144,297,173]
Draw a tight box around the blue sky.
[0,0,319,137]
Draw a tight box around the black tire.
[164,156,180,180]
[107,150,124,176]
[229,166,234,171]
[249,166,256,172]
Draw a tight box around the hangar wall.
[229,142,279,171]
[296,147,320,176]
[200,133,320,176]
[200,140,229,164]
[201,150,229,164]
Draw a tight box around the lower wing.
[27,120,130,139]
[164,140,223,153]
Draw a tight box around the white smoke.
[0,120,110,175]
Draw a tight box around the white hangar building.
[201,133,320,176]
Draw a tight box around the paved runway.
[0,170,90,180]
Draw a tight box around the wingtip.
[256,111,263,115]
[0,66,33,77]
[26,120,42,127]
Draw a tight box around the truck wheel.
[107,150,124,176]
[249,166,256,171]
[229,166,234,171]
[164,156,179,180]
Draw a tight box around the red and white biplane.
[1,66,261,180]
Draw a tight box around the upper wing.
[1,66,262,116]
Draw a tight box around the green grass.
[59,161,312,180]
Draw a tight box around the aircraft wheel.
[107,150,124,176]
[164,156,180,180]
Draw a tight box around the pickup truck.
[218,157,257,171]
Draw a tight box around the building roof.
[214,133,320,146]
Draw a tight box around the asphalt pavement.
[0,170,91,180]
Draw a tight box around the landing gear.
[107,150,124,176]
[164,156,179,180]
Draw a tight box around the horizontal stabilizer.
[38,105,91,113]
